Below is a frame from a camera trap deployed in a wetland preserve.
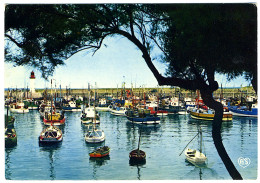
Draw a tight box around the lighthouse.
[30,71,36,93]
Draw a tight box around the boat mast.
[60,84,62,107]
[6,89,9,127]
[51,79,53,121]
[199,127,202,154]
[179,131,199,156]
[137,131,141,155]
[94,83,96,127]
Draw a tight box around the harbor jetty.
[4,86,256,100]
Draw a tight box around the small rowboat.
[129,149,146,162]
[89,146,110,158]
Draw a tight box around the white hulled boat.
[183,128,207,166]
[9,102,29,113]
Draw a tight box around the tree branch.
[5,34,23,48]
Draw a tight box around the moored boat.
[39,124,63,144]
[183,128,207,165]
[5,128,17,148]
[85,127,105,143]
[129,131,146,164]
[185,148,207,165]
[81,106,100,125]
[190,108,232,121]
[129,149,146,162]
[9,102,29,113]
[89,146,110,158]
[110,106,127,116]
[126,108,160,125]
[228,104,258,117]
[43,110,65,126]
[95,98,110,111]
[62,100,81,111]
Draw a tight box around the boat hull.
[10,108,29,113]
[81,118,100,125]
[89,146,110,158]
[39,137,62,144]
[127,116,160,125]
[228,107,258,117]
[85,131,105,143]
[62,107,81,112]
[43,117,65,126]
[110,110,127,116]
[129,149,146,162]
[85,137,105,143]
[95,107,110,112]
[28,106,39,110]
[190,111,232,121]
[185,148,207,165]
[5,136,17,148]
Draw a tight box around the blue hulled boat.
[126,108,160,125]
[228,104,258,117]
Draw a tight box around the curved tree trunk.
[200,90,243,180]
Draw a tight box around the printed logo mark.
[238,157,251,168]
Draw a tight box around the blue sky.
[4,35,251,90]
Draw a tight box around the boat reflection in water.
[39,145,62,180]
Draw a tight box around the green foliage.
[160,4,256,87]
[5,4,257,92]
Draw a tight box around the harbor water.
[5,110,258,180]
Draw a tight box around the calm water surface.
[5,110,257,180]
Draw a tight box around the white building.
[30,71,36,93]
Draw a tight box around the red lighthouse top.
[30,71,35,79]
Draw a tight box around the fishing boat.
[43,110,65,126]
[9,102,29,113]
[85,127,105,143]
[81,107,100,125]
[129,131,146,163]
[146,100,168,116]
[85,86,105,143]
[24,99,39,110]
[39,101,54,118]
[89,146,110,158]
[95,98,110,111]
[5,128,17,148]
[39,124,63,144]
[190,107,233,121]
[228,103,258,117]
[110,106,128,116]
[183,128,207,165]
[5,115,15,129]
[126,108,160,125]
[62,100,81,112]
[43,79,65,126]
